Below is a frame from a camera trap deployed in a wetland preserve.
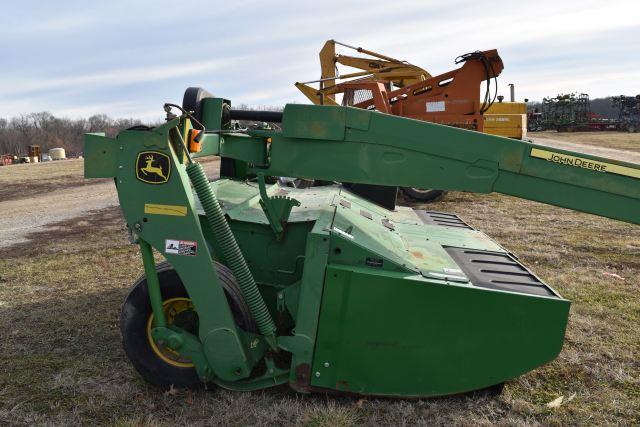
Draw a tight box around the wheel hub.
[146,297,198,368]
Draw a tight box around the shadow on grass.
[0,205,510,425]
[1,278,508,426]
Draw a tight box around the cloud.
[0,0,639,118]
[2,58,243,96]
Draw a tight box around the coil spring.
[186,162,276,338]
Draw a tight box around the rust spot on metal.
[291,363,311,392]
[336,380,350,391]
[410,250,424,259]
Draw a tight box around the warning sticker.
[426,100,446,112]
[165,239,197,256]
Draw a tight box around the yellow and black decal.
[530,148,640,179]
[136,151,171,184]
[144,203,188,216]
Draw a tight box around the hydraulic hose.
[229,109,283,123]
[186,161,278,347]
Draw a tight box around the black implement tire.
[182,87,214,125]
[120,261,256,389]
[401,187,447,203]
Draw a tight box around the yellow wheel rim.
[146,297,196,368]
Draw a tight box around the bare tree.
[0,112,155,157]
[0,102,283,157]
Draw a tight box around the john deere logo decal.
[136,151,170,184]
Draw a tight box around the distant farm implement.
[612,95,640,133]
[540,93,618,132]
[531,93,621,132]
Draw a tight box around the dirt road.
[0,181,118,248]
[0,158,219,249]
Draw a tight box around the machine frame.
[85,94,640,397]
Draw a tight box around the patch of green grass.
[303,402,358,426]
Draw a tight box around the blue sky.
[1,0,639,120]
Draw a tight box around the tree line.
[0,112,147,157]
[0,104,284,157]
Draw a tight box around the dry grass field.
[0,159,95,200]
[0,133,639,425]
[532,131,640,154]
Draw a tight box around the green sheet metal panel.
[329,191,504,279]
[283,104,346,141]
[196,180,340,225]
[83,133,116,178]
[330,203,416,273]
[311,265,570,397]
[211,179,260,210]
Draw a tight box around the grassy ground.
[1,139,639,425]
[531,130,640,153]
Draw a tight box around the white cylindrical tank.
[49,148,66,160]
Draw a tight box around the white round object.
[49,148,66,160]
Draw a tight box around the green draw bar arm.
[215,104,638,225]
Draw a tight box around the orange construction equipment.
[295,41,519,202]
[296,40,431,105]
[297,42,503,133]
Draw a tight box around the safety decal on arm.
[165,239,197,256]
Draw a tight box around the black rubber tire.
[120,261,257,389]
[401,187,447,202]
[182,87,214,125]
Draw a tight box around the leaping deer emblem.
[140,155,167,180]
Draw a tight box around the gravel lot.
[0,158,219,248]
